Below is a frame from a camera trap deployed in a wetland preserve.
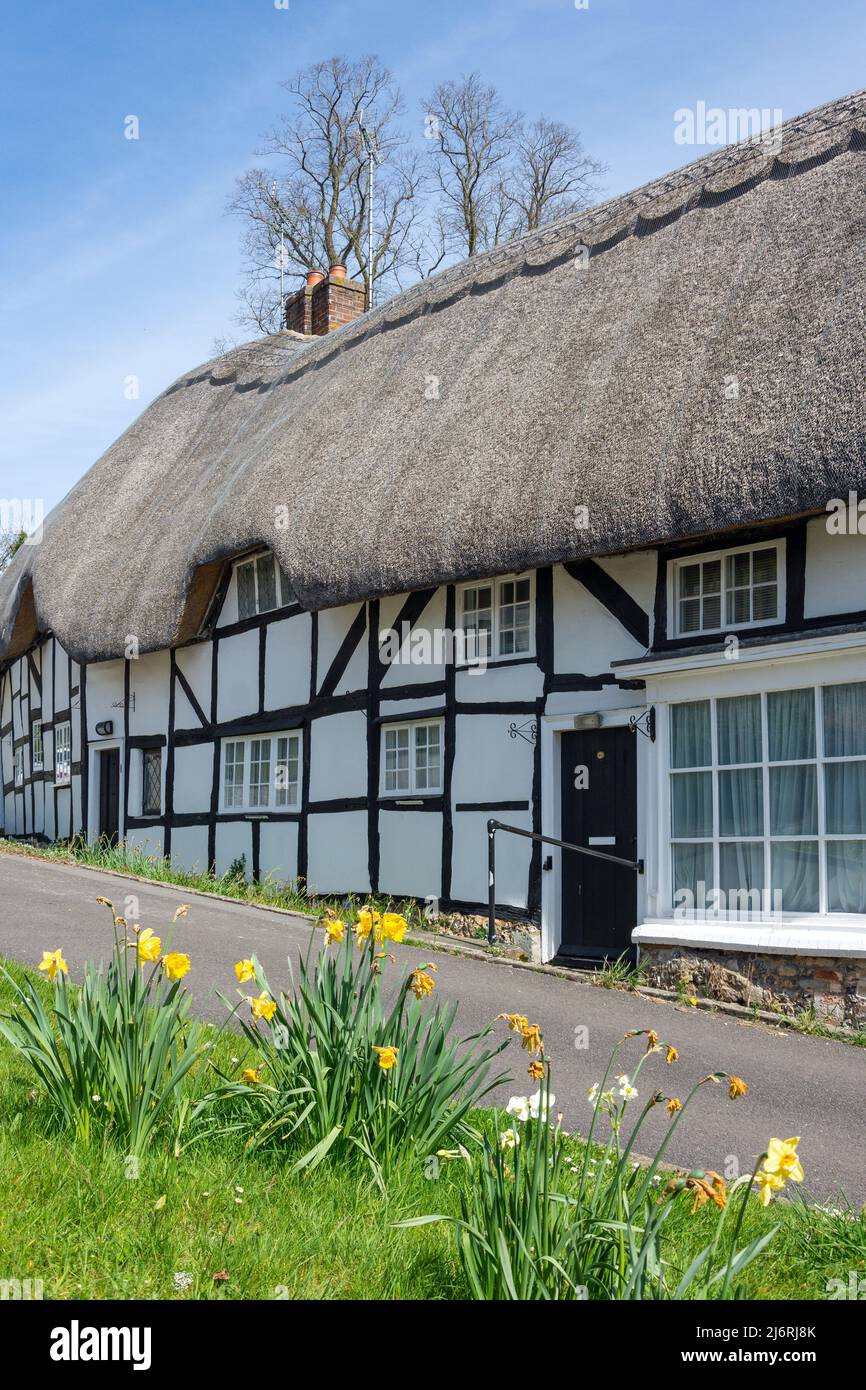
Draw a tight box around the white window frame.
[669,540,785,639]
[220,730,301,812]
[668,682,866,917]
[380,718,444,797]
[234,551,293,621]
[32,720,43,771]
[13,744,24,787]
[55,721,72,786]
[457,572,535,663]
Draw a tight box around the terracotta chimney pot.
[329,262,347,280]
[306,269,325,288]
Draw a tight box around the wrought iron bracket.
[628,706,655,741]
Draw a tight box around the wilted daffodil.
[666,1097,682,1116]
[665,1045,679,1065]
[372,1045,399,1071]
[172,904,191,923]
[728,1075,749,1100]
[38,948,68,982]
[527,1059,544,1081]
[409,967,436,999]
[234,959,255,983]
[163,951,190,983]
[249,994,277,1023]
[137,929,161,964]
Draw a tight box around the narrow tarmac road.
[0,851,863,1203]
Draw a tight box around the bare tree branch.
[507,117,606,231]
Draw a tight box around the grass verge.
[0,961,863,1301]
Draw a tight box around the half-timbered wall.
[0,552,656,919]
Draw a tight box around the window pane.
[769,764,817,835]
[702,560,721,594]
[237,563,256,620]
[768,689,815,762]
[256,554,277,613]
[823,683,866,757]
[752,584,778,622]
[277,562,294,606]
[679,563,701,599]
[825,761,866,835]
[827,840,866,913]
[702,593,721,629]
[670,701,711,768]
[719,842,765,908]
[726,586,751,626]
[275,734,299,807]
[771,841,819,912]
[719,768,763,837]
[224,742,244,807]
[414,723,441,791]
[727,552,751,588]
[717,695,761,765]
[672,843,713,907]
[679,598,701,633]
[752,547,777,585]
[142,749,161,815]
[249,738,271,807]
[671,772,713,837]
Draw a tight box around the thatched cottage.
[3,91,866,1023]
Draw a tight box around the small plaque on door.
[588,836,616,846]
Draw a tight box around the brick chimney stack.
[284,264,366,336]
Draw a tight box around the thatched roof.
[4,90,866,664]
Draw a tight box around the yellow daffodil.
[234,959,255,983]
[324,918,346,945]
[728,1075,749,1100]
[665,1045,679,1064]
[754,1169,785,1206]
[409,968,435,999]
[137,929,162,964]
[163,951,190,983]
[762,1137,804,1185]
[381,912,408,943]
[354,908,381,942]
[666,1097,682,1116]
[527,1059,544,1081]
[689,997,698,1007]
[241,1068,261,1085]
[372,1045,399,1071]
[38,948,68,982]
[249,994,277,1022]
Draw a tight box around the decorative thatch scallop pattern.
[3,90,866,663]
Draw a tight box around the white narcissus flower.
[506,1095,530,1122]
[616,1073,638,1102]
[500,1128,520,1150]
[587,1083,599,1105]
[529,1090,555,1120]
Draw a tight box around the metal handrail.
[486,818,644,945]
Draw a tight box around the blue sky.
[2,0,864,514]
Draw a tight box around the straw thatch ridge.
[3,89,866,664]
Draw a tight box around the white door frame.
[540,706,646,962]
[87,738,125,843]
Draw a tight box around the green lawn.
[0,962,863,1300]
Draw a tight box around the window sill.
[633,916,866,958]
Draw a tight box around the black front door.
[97,748,120,844]
[560,727,637,960]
